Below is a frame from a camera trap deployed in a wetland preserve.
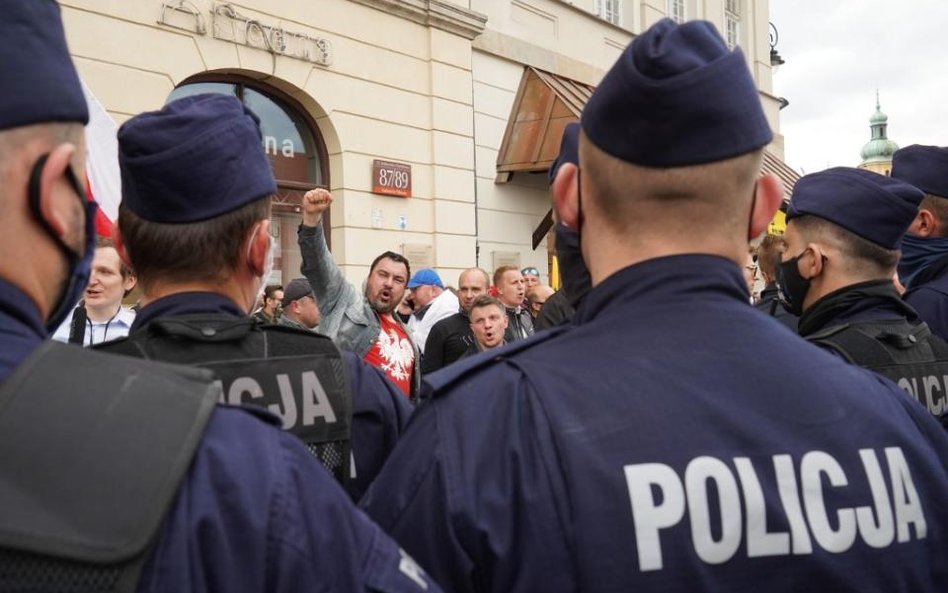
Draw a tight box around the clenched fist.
[302,188,333,227]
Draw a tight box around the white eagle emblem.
[377,328,414,381]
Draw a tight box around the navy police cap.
[581,18,772,168]
[118,93,277,223]
[0,0,89,130]
[787,167,923,250]
[548,123,580,184]
[891,144,948,200]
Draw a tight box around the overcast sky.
[769,0,948,175]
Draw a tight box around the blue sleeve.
[344,352,414,501]
[139,406,439,593]
[905,287,948,340]
[360,369,577,593]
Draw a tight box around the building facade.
[62,0,783,287]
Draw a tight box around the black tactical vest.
[0,342,217,593]
[807,318,948,424]
[96,315,354,484]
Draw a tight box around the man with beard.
[299,189,420,400]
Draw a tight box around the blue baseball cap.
[0,0,89,130]
[407,268,444,289]
[118,93,277,223]
[787,167,924,250]
[581,18,772,168]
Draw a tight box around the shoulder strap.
[0,341,218,564]
[808,319,939,368]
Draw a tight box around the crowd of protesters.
[1,3,947,592]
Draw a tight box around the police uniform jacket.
[798,280,948,425]
[96,292,413,502]
[904,254,948,341]
[0,279,437,593]
[360,255,948,593]
[421,311,475,374]
[299,223,422,399]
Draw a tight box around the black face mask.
[777,251,810,316]
[27,153,98,333]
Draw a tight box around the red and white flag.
[81,80,121,238]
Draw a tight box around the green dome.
[860,93,898,163]
[861,138,899,161]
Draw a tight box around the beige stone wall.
[61,0,481,287]
[469,0,777,283]
[60,0,777,290]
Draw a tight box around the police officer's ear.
[552,162,580,231]
[748,173,784,241]
[912,208,938,238]
[796,243,826,280]
[36,142,83,248]
[246,218,272,277]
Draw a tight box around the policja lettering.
[897,374,947,417]
[624,447,926,571]
[209,358,342,432]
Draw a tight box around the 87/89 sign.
[372,159,412,198]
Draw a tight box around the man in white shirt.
[405,268,458,355]
[53,237,136,345]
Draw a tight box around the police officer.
[535,122,590,331]
[360,18,948,593]
[891,145,948,339]
[97,93,411,502]
[779,167,948,425]
[0,2,438,592]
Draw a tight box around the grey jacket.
[298,223,422,399]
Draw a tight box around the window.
[724,0,741,49]
[167,79,330,283]
[595,0,620,25]
[668,0,685,23]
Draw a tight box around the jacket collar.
[132,292,245,332]
[575,254,748,325]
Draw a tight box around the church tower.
[858,92,899,175]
